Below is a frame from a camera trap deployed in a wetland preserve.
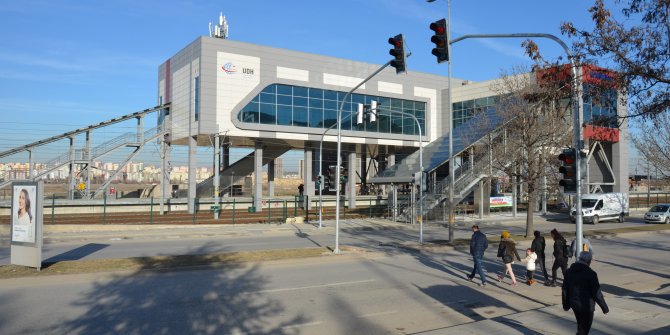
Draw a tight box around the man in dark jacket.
[467,225,488,286]
[531,230,550,283]
[562,252,609,334]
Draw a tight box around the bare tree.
[488,67,573,237]
[561,0,670,119]
[631,114,670,178]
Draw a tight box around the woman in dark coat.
[497,231,522,286]
[548,228,569,287]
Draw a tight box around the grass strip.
[0,247,331,279]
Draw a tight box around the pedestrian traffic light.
[429,18,449,63]
[388,34,407,74]
[316,175,323,190]
[369,101,377,122]
[356,103,364,125]
[558,148,577,192]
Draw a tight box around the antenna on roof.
[209,12,229,39]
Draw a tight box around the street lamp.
[427,0,585,255]
[366,104,425,243]
[318,112,357,229]
[332,61,392,253]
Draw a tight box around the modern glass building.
[158,36,629,212]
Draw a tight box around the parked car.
[570,193,629,224]
[644,204,670,224]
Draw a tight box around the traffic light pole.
[367,106,425,243]
[448,32,584,254]
[333,60,392,253]
[318,112,357,229]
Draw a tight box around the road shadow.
[600,283,670,310]
[290,224,322,247]
[43,243,110,263]
[39,244,309,334]
[596,259,670,280]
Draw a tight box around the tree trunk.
[526,193,534,238]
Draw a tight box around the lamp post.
[430,0,583,252]
[318,112,357,229]
[447,32,584,256]
[332,61,392,253]
[368,105,425,243]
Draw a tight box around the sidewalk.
[0,209,660,245]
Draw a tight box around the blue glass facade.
[453,89,619,129]
[583,86,618,128]
[452,96,497,128]
[238,84,426,136]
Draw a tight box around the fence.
[0,195,389,226]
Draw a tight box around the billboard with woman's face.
[11,185,37,244]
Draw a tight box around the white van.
[570,192,629,224]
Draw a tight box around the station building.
[158,36,629,214]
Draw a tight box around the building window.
[452,96,497,128]
[194,77,200,122]
[238,84,426,136]
[583,85,618,128]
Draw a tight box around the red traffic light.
[387,34,406,74]
[429,22,445,35]
[558,153,575,164]
[429,18,449,63]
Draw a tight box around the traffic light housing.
[356,103,364,125]
[558,148,577,192]
[369,101,377,122]
[429,18,449,63]
[316,175,323,190]
[388,34,407,74]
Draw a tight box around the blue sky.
[2,0,638,171]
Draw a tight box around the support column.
[386,146,396,196]
[361,147,368,188]
[187,135,197,214]
[268,159,275,198]
[474,178,491,219]
[222,144,230,169]
[28,149,33,179]
[136,116,144,143]
[348,150,357,209]
[254,141,263,212]
[387,146,396,167]
[68,136,75,200]
[213,133,220,219]
[160,138,171,214]
[85,130,92,199]
[304,145,314,209]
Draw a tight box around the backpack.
[497,243,507,258]
[563,242,573,258]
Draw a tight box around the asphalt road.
[0,231,668,334]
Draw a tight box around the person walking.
[562,251,609,334]
[298,184,304,197]
[496,231,521,286]
[522,248,538,285]
[531,230,550,283]
[571,237,594,258]
[467,225,488,287]
[548,228,569,287]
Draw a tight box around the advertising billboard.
[11,184,37,244]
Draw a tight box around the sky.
[0,0,641,172]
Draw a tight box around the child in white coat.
[523,248,538,285]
